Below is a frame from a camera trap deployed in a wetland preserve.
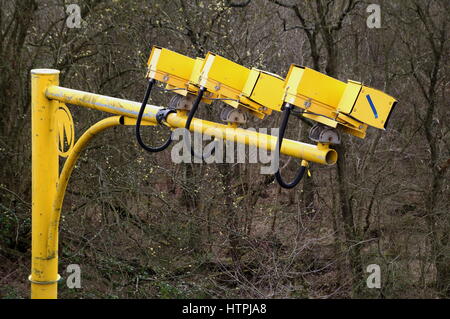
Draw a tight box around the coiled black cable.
[136,78,173,152]
[184,87,215,161]
[274,103,307,189]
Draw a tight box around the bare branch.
[331,0,361,31]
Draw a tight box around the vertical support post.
[30,69,61,299]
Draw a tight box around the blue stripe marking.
[366,94,378,119]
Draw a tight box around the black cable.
[274,103,307,189]
[135,78,173,153]
[183,87,216,161]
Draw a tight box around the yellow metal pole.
[166,116,338,165]
[30,69,60,299]
[46,86,337,165]
[30,68,340,299]
[46,86,160,123]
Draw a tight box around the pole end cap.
[31,69,60,75]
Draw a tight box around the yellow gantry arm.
[45,85,337,165]
[31,69,337,299]
[31,40,398,298]
[46,86,161,121]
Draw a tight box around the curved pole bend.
[46,116,122,258]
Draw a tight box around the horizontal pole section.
[167,116,337,165]
[46,86,160,122]
[46,85,337,165]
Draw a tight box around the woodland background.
[0,0,448,299]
